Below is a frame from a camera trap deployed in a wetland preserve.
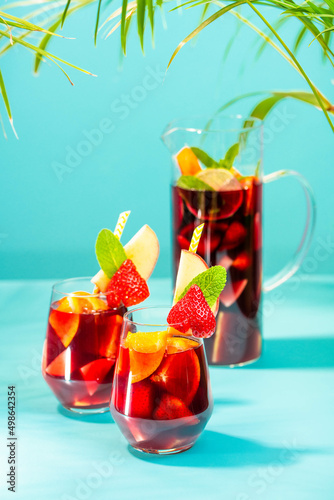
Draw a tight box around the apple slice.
[124,224,159,280]
[91,225,159,292]
[173,250,219,314]
[173,250,208,304]
[80,358,115,396]
[220,278,248,308]
[91,270,110,294]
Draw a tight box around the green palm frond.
[0,1,95,137]
[2,0,334,136]
[218,89,334,117]
[0,68,17,137]
[100,0,333,129]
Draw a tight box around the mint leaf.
[95,229,127,278]
[219,143,239,169]
[177,266,227,307]
[190,147,219,169]
[177,175,214,191]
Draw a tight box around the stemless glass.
[42,278,126,414]
[162,115,315,366]
[110,306,213,455]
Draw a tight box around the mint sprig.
[219,143,239,170]
[177,266,227,307]
[187,143,240,170]
[190,147,219,168]
[177,175,213,191]
[95,229,127,278]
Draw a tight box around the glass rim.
[162,114,263,138]
[124,305,181,328]
[52,276,113,298]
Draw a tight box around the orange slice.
[125,331,168,353]
[49,307,80,348]
[175,147,201,176]
[129,347,166,383]
[70,291,109,312]
[166,337,198,355]
[124,331,168,383]
[50,292,109,348]
[45,349,69,377]
[167,326,185,337]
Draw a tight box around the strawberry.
[153,394,193,420]
[106,259,149,308]
[167,284,216,338]
[221,221,247,249]
[128,379,155,419]
[233,251,251,271]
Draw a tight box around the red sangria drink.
[111,249,227,454]
[162,116,264,366]
[42,214,160,413]
[110,309,213,454]
[172,172,262,366]
[42,282,126,412]
[165,116,315,366]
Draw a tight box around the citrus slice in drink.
[71,291,109,312]
[45,349,70,377]
[125,331,168,383]
[196,168,242,192]
[49,292,109,348]
[166,337,198,354]
[175,147,202,176]
[125,331,168,353]
[49,305,80,348]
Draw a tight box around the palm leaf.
[294,25,308,52]
[168,1,246,69]
[137,0,146,51]
[94,0,103,44]
[219,89,334,120]
[0,69,17,137]
[147,0,154,41]
[121,0,129,54]
[0,10,66,37]
[61,0,72,28]
[244,0,334,131]
[0,29,96,81]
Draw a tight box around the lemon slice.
[196,168,241,191]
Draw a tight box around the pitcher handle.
[262,170,316,292]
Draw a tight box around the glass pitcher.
[162,115,315,366]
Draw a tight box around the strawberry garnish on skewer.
[167,285,216,338]
[106,259,149,308]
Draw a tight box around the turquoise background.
[1,5,333,280]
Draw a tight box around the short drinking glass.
[42,278,126,413]
[110,306,213,454]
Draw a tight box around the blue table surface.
[1,277,334,500]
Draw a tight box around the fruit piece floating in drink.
[172,145,262,366]
[110,225,227,453]
[42,212,160,413]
